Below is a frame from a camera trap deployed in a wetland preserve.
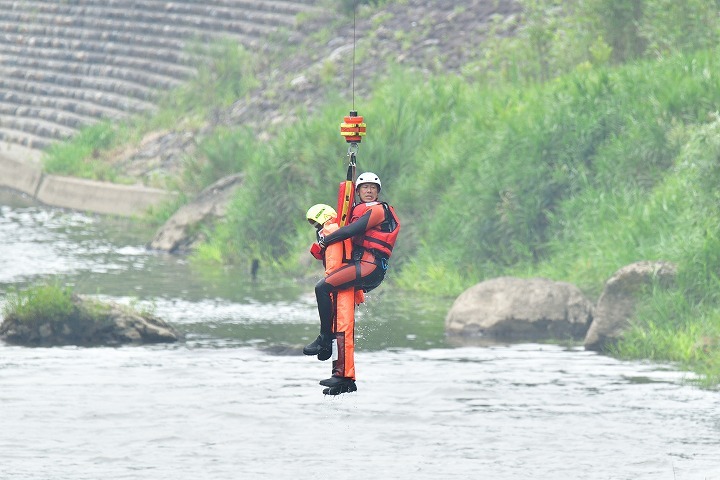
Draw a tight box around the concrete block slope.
[0,0,321,156]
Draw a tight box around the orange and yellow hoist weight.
[336,110,366,228]
[340,110,366,144]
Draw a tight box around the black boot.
[320,376,357,395]
[303,333,332,360]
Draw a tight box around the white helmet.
[356,171,381,190]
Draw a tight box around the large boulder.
[149,173,243,252]
[0,294,179,347]
[445,277,593,342]
[584,261,677,352]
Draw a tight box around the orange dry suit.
[314,201,400,379]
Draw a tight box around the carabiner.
[347,144,359,162]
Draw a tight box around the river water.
[1,191,719,480]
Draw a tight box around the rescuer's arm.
[320,211,369,247]
[320,205,385,247]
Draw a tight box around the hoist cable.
[352,4,356,111]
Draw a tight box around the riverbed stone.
[445,277,593,342]
[0,294,179,347]
[149,173,244,252]
[584,260,677,352]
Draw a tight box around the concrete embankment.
[0,153,175,216]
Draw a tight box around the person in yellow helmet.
[305,203,337,260]
[306,203,337,229]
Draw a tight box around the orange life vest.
[350,201,400,258]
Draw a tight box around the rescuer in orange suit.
[303,172,400,394]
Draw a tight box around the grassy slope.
[196,48,720,385]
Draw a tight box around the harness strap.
[361,235,394,252]
[352,246,389,270]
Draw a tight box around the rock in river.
[445,277,593,342]
[0,294,179,347]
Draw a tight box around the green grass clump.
[613,290,720,389]
[3,283,77,326]
[43,122,133,182]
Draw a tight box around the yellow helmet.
[306,204,337,228]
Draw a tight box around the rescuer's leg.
[311,261,366,368]
[305,263,360,361]
[331,287,356,379]
[303,289,334,360]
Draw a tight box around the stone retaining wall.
[0,153,174,216]
[0,0,322,152]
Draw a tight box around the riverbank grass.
[612,289,720,389]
